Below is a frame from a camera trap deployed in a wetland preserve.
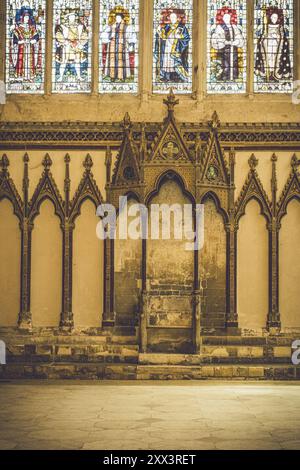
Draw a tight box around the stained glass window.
[254,0,294,93]
[6,0,46,94]
[52,0,93,93]
[207,0,247,94]
[99,1,139,94]
[153,0,193,94]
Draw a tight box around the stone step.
[202,336,297,346]
[136,364,300,380]
[0,363,137,380]
[139,346,293,364]
[0,362,299,381]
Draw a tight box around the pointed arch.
[70,167,103,225]
[200,190,229,225]
[0,158,23,222]
[277,171,300,223]
[145,169,195,206]
[235,168,272,226]
[199,128,230,186]
[29,167,65,224]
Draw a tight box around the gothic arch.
[145,170,195,206]
[235,155,272,227]
[200,190,229,225]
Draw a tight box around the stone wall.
[0,150,300,335]
[146,179,194,352]
[200,198,226,331]
[115,199,142,326]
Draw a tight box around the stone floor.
[0,381,300,450]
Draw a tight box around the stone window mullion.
[92,0,100,95]
[140,0,153,100]
[45,0,53,95]
[247,0,255,95]
[0,3,5,87]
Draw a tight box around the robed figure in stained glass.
[255,6,292,83]
[154,9,190,83]
[55,8,89,83]
[9,4,42,82]
[101,6,137,83]
[211,7,244,82]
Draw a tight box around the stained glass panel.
[207,0,247,94]
[153,0,193,94]
[52,0,93,93]
[254,0,294,93]
[99,0,140,94]
[6,0,46,94]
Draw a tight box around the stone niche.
[147,179,194,353]
[114,198,142,326]
[200,198,227,331]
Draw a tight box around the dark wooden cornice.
[1,120,300,151]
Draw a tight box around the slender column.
[60,222,74,328]
[102,150,115,326]
[226,225,238,328]
[45,0,53,95]
[60,154,74,329]
[18,154,32,329]
[267,226,280,329]
[19,221,33,329]
[140,0,153,101]
[102,233,115,326]
[140,290,148,354]
[140,234,148,352]
[267,154,280,329]
[226,149,238,329]
[192,204,201,354]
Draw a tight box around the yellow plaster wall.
[280,199,300,329]
[0,199,20,326]
[237,199,269,331]
[0,150,300,330]
[73,199,103,328]
[31,199,62,327]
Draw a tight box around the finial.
[195,133,201,163]
[105,146,112,166]
[23,152,29,206]
[23,152,29,185]
[271,153,278,164]
[229,147,236,165]
[105,147,112,184]
[248,154,258,170]
[0,154,9,173]
[163,88,179,116]
[291,153,300,172]
[271,153,278,196]
[84,153,93,172]
[43,153,52,170]
[123,112,132,132]
[209,111,221,129]
[64,153,71,164]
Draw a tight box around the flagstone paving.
[0,381,300,450]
